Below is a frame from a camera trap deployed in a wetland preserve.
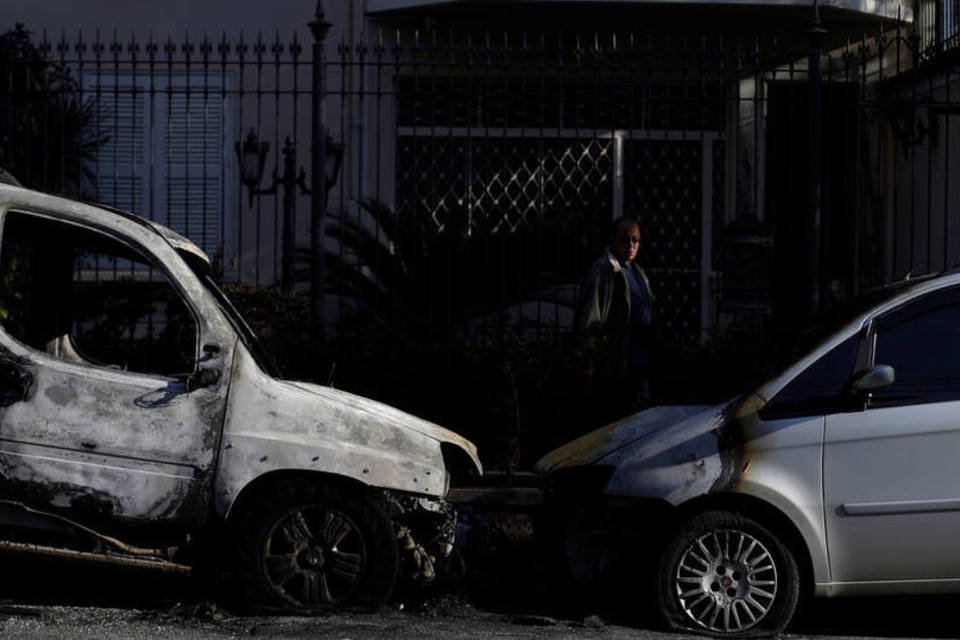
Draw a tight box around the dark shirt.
[624,265,652,366]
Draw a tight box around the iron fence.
[4,10,960,348]
[0,24,314,287]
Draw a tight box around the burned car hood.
[535,404,715,472]
[535,396,769,504]
[215,343,481,514]
[285,380,481,471]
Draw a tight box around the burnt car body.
[537,271,960,636]
[0,181,481,611]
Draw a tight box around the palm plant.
[0,24,106,196]
[319,197,597,335]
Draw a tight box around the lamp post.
[310,0,333,337]
[236,128,342,289]
[807,0,826,320]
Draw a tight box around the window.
[916,0,960,54]
[85,74,233,259]
[0,211,197,377]
[870,300,960,407]
[760,334,859,420]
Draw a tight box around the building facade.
[3,0,959,345]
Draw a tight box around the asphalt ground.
[0,548,958,639]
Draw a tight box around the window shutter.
[88,83,147,214]
[163,92,225,256]
[84,75,232,261]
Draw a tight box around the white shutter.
[85,74,232,260]
[162,90,226,256]
[87,82,148,213]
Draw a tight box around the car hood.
[535,404,716,472]
[285,380,482,472]
[535,395,776,505]
[215,343,481,515]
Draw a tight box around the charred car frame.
[0,180,481,611]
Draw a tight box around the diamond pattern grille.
[624,139,703,345]
[397,137,468,234]
[397,136,613,236]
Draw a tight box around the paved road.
[1,554,958,640]
[1,596,959,640]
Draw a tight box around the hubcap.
[263,505,366,607]
[675,529,778,633]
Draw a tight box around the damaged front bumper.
[381,491,457,585]
[540,466,678,585]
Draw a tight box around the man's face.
[611,222,641,264]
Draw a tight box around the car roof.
[0,181,210,268]
[756,270,960,402]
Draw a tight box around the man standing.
[575,216,655,415]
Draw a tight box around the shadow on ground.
[2,543,960,639]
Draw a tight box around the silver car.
[537,272,960,636]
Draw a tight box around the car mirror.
[851,364,895,392]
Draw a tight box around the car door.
[823,288,960,583]
[0,208,232,531]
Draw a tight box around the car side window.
[760,334,859,420]
[0,210,198,377]
[870,302,960,408]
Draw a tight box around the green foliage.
[222,286,773,472]
[0,24,107,195]
[321,198,601,336]
[219,283,316,378]
[326,312,603,471]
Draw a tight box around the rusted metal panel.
[0,539,191,573]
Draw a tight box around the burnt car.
[0,180,481,611]
[537,272,960,636]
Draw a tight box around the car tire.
[230,479,398,613]
[656,510,799,637]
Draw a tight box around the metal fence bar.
[6,16,960,347]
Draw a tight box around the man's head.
[609,216,641,264]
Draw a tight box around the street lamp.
[236,128,343,289]
[236,129,269,208]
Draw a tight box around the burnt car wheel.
[656,511,799,637]
[232,480,398,612]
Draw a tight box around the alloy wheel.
[262,504,366,607]
[674,528,778,634]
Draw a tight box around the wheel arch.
[675,492,816,600]
[223,469,399,612]
[224,469,371,523]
